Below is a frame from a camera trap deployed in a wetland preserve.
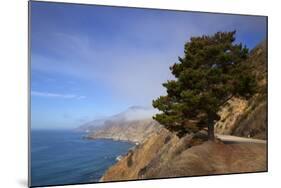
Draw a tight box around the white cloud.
[31,91,86,100]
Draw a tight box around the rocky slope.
[99,40,267,182]
[101,128,266,181]
[215,40,267,139]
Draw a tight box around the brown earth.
[101,129,266,182]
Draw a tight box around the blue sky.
[30,1,267,129]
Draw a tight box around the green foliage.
[152,31,257,139]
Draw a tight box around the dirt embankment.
[101,128,266,182]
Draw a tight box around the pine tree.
[152,31,257,141]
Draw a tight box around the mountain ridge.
[85,119,162,143]
[77,106,158,132]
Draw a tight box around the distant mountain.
[76,106,159,133]
[110,106,158,122]
[86,119,161,143]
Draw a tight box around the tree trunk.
[208,118,215,141]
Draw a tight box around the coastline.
[84,135,140,146]
[82,133,144,182]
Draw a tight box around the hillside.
[82,40,267,143]
[101,128,266,181]
[215,40,267,139]
[77,106,158,133]
[79,106,161,143]
[100,40,267,182]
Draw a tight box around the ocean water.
[30,130,134,187]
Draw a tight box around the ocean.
[30,130,134,187]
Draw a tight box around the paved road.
[216,134,266,144]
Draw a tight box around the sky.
[30,1,267,129]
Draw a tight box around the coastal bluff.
[101,128,266,181]
[79,40,267,182]
[100,40,267,181]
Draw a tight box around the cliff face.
[214,95,267,139]
[215,40,267,139]
[86,119,161,143]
